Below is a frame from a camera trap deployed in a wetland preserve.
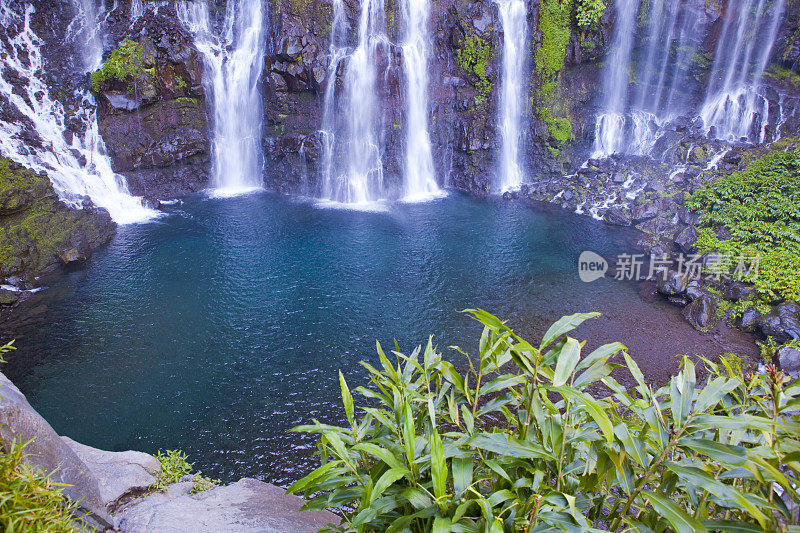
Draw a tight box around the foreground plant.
[289,310,800,532]
[0,440,83,532]
[153,450,219,494]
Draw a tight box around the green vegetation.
[154,450,219,494]
[766,64,800,88]
[90,38,151,93]
[290,310,800,531]
[535,0,575,149]
[574,0,606,28]
[456,34,493,105]
[687,149,800,303]
[0,440,83,532]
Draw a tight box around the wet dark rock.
[685,279,703,301]
[0,289,19,306]
[0,159,115,285]
[740,307,760,333]
[657,270,688,297]
[631,202,659,222]
[678,207,701,226]
[674,225,698,253]
[758,313,800,344]
[683,293,718,331]
[603,206,632,226]
[724,281,756,301]
[778,346,800,378]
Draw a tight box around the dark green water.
[2,192,749,485]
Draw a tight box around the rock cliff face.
[91,6,210,199]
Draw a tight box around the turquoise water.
[2,192,744,485]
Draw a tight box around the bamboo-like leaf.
[287,460,341,494]
[557,386,614,443]
[467,432,553,460]
[680,438,747,466]
[353,442,405,471]
[370,468,409,503]
[642,490,707,533]
[540,312,600,350]
[553,337,581,386]
[576,342,626,372]
[339,370,354,426]
[693,376,738,414]
[433,517,452,533]
[452,456,473,496]
[430,427,448,501]
[702,520,763,533]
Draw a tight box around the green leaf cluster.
[574,0,606,27]
[90,38,147,93]
[153,450,219,494]
[290,310,800,531]
[686,149,800,302]
[0,440,84,532]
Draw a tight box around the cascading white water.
[400,0,439,200]
[495,0,526,191]
[321,0,388,204]
[592,0,640,157]
[66,0,106,72]
[319,0,347,200]
[700,0,785,142]
[0,2,154,224]
[178,0,266,195]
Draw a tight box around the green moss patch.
[456,34,493,105]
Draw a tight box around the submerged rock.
[683,293,718,331]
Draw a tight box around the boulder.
[683,294,718,330]
[0,373,112,527]
[603,206,632,226]
[115,478,339,533]
[723,281,756,301]
[62,436,160,512]
[778,346,800,378]
[0,288,20,305]
[631,202,659,223]
[740,307,761,333]
[674,225,698,253]
[657,270,688,297]
[758,312,800,344]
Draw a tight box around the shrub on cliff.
[687,149,800,303]
[0,440,83,532]
[290,310,800,531]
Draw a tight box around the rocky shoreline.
[0,370,338,531]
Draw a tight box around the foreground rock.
[116,478,338,533]
[62,437,161,513]
[0,157,115,289]
[0,372,114,527]
[0,370,338,531]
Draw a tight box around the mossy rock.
[0,158,115,282]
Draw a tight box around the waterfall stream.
[178,0,267,195]
[592,0,641,157]
[700,0,786,142]
[0,1,154,224]
[400,0,439,200]
[321,0,389,204]
[496,0,527,191]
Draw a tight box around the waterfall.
[400,0,439,200]
[178,0,266,195]
[321,0,388,204]
[700,0,786,142]
[319,0,347,200]
[496,0,527,191]
[592,0,640,157]
[0,2,154,224]
[66,0,106,72]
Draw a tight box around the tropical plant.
[290,310,800,531]
[0,440,84,532]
